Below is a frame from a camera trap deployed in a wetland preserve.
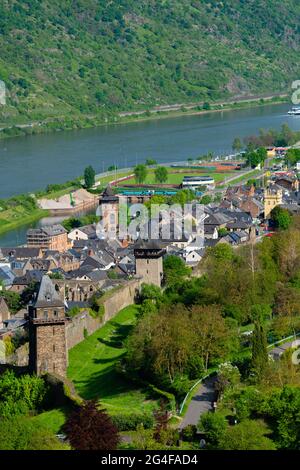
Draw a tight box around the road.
[119,92,288,117]
[179,377,216,429]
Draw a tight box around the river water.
[0,103,298,199]
[0,102,299,247]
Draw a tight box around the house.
[29,258,58,272]
[11,259,33,277]
[27,224,68,252]
[80,250,115,271]
[274,176,299,192]
[0,247,43,260]
[10,270,43,293]
[218,231,249,246]
[184,249,204,266]
[68,224,97,242]
[239,198,263,219]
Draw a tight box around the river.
[0,103,298,200]
[0,102,299,247]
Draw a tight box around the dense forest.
[0,0,300,130]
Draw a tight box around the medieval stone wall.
[66,279,141,350]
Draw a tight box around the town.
[1,138,300,451]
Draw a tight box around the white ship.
[288,107,300,115]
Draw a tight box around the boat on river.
[288,107,300,115]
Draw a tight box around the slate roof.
[0,266,15,286]
[34,275,64,308]
[27,224,67,237]
[13,270,43,286]
[0,247,41,259]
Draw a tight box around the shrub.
[0,370,48,417]
[111,412,154,431]
[63,400,120,450]
[0,416,68,450]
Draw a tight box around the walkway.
[179,377,216,429]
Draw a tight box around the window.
[44,310,48,319]
[53,344,55,353]
[54,310,58,317]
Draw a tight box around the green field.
[31,408,69,434]
[116,169,235,186]
[67,305,157,416]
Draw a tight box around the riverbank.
[118,94,289,125]
[0,94,289,142]
[0,206,48,238]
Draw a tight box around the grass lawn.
[67,305,157,416]
[118,170,235,186]
[218,170,261,188]
[31,408,69,434]
[0,206,47,236]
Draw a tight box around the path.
[179,377,216,429]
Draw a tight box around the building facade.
[134,240,165,287]
[264,188,283,219]
[27,225,68,252]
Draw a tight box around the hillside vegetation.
[0,0,299,131]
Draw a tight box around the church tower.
[134,240,165,287]
[28,275,67,376]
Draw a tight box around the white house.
[68,224,97,242]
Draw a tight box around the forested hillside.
[0,0,299,130]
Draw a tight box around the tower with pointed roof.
[134,240,165,287]
[99,185,119,238]
[28,275,68,376]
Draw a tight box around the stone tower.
[264,187,283,219]
[134,240,165,287]
[99,186,119,238]
[28,275,68,376]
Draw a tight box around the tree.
[107,165,117,171]
[146,159,157,166]
[0,290,21,314]
[246,147,267,168]
[215,362,241,398]
[200,195,212,205]
[63,400,120,450]
[198,412,227,447]
[163,255,191,286]
[84,165,96,189]
[0,370,47,417]
[139,283,162,304]
[251,320,268,381]
[0,416,68,450]
[285,148,300,167]
[191,305,231,370]
[218,227,228,238]
[154,166,168,183]
[134,164,147,184]
[218,419,276,450]
[232,137,242,153]
[270,206,292,230]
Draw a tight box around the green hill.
[0,0,299,132]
